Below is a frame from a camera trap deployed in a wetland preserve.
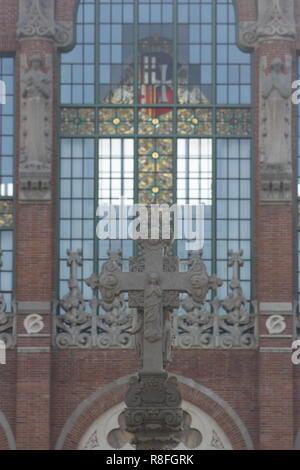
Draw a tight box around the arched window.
[0,57,14,312]
[59,0,252,302]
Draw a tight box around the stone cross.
[86,239,222,373]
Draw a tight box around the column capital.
[238,0,296,50]
[16,0,78,50]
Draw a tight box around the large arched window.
[59,0,252,302]
[0,57,14,312]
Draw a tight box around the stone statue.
[260,56,291,168]
[21,55,51,168]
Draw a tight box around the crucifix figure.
[86,239,222,373]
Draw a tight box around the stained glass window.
[59,0,252,300]
[0,57,14,312]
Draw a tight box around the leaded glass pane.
[99,108,134,135]
[138,138,173,204]
[216,108,252,137]
[0,201,13,228]
[177,108,212,135]
[139,109,173,135]
[61,108,95,135]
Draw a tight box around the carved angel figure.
[21,55,51,166]
[261,57,291,167]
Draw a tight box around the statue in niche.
[20,55,52,168]
[260,56,291,169]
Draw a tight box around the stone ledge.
[16,301,52,314]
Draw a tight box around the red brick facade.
[0,0,299,450]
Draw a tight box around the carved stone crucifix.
[86,239,222,373]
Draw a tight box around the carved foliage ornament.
[239,0,296,48]
[17,0,74,48]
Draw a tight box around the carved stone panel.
[239,0,295,49]
[17,0,74,48]
[19,54,53,201]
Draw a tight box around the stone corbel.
[17,0,76,50]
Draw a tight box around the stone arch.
[0,410,16,450]
[55,374,254,450]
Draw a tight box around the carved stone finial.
[228,249,244,289]
[223,250,247,319]
[239,0,296,49]
[17,0,75,49]
[60,249,85,320]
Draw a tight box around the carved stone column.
[15,0,78,450]
[237,0,297,450]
